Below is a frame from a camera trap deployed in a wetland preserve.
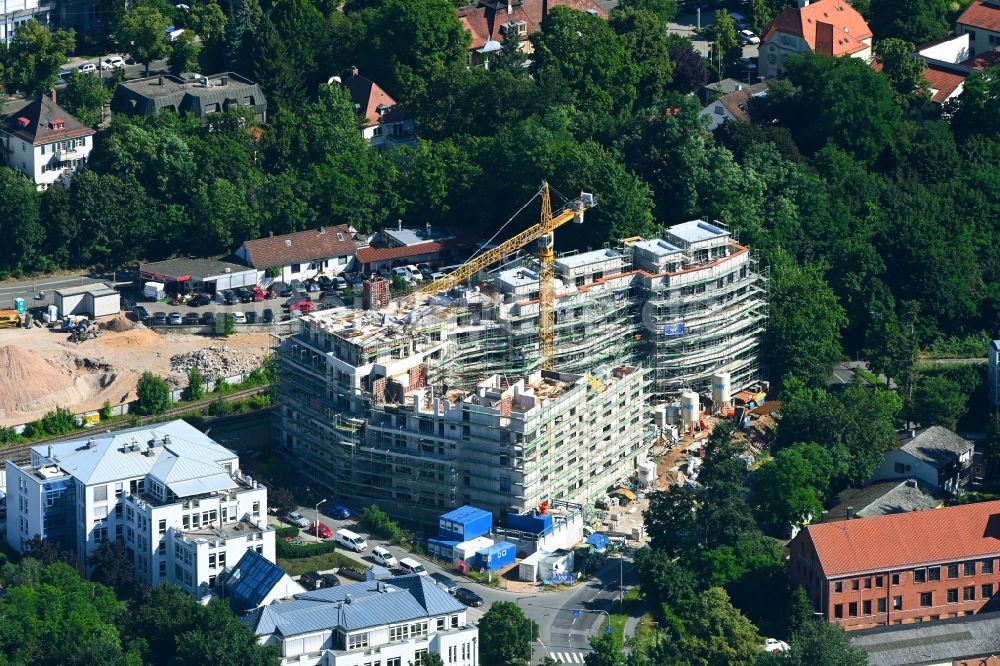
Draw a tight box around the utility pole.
[314,498,326,539]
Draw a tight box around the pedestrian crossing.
[545,650,589,664]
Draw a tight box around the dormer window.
[48,119,65,130]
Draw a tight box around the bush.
[100,400,113,420]
[0,426,23,446]
[360,505,415,547]
[275,526,299,539]
[181,367,205,402]
[222,313,235,336]
[135,372,171,415]
[23,408,79,438]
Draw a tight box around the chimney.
[507,0,512,14]
[319,226,326,235]
[796,0,810,6]
[349,66,359,79]
[345,594,353,604]
[50,88,57,105]
[269,231,273,237]
[397,219,402,231]
[846,506,853,519]
[158,76,164,85]
[905,479,918,488]
[47,445,53,459]
[910,428,917,439]
[87,437,96,448]
[542,0,548,19]
[220,76,228,86]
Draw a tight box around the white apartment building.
[1,0,51,43]
[0,94,94,190]
[244,574,478,666]
[5,420,275,600]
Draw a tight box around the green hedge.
[274,539,363,576]
[275,527,299,539]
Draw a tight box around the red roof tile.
[717,82,769,122]
[958,0,1000,33]
[802,500,1000,577]
[961,46,1000,70]
[923,65,967,103]
[457,0,607,51]
[241,227,358,269]
[341,69,407,128]
[355,241,446,264]
[761,0,872,57]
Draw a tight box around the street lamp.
[314,498,327,539]
[573,608,613,639]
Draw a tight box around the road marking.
[548,650,587,664]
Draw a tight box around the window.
[965,562,976,576]
[929,567,941,582]
[94,485,108,502]
[437,617,445,631]
[893,595,903,610]
[412,650,427,666]
[348,632,369,649]
[290,263,300,273]
[984,560,995,574]
[834,581,843,593]
[983,584,994,598]
[947,588,958,603]
[863,600,872,615]
[451,615,459,628]
[877,598,886,613]
[252,502,260,517]
[834,604,844,618]
[852,579,860,590]
[158,541,166,556]
[920,592,933,607]
[876,576,883,588]
[894,462,905,473]
[948,564,959,579]
[964,586,976,601]
[159,561,166,577]
[387,659,401,666]
[892,574,900,585]
[158,519,166,536]
[848,602,858,617]
[864,578,872,589]
[914,569,926,583]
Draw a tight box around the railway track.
[1,387,274,463]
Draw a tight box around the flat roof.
[140,257,255,281]
[384,226,454,247]
[54,283,115,297]
[632,238,684,257]
[497,267,539,288]
[666,220,730,244]
[555,249,622,269]
[119,72,258,100]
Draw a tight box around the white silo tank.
[680,390,699,424]
[654,404,668,429]
[712,371,732,406]
[638,460,657,487]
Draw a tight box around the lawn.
[278,551,359,577]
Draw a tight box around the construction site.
[277,184,768,526]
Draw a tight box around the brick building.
[790,500,1000,629]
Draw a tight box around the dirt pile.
[169,346,262,382]
[100,312,136,333]
[0,345,75,415]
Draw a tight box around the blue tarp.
[586,533,609,551]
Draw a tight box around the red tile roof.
[957,0,1000,32]
[803,500,1000,577]
[716,82,769,122]
[241,227,358,269]
[341,69,407,128]
[355,241,446,264]
[457,0,607,51]
[762,0,872,57]
[962,46,1000,70]
[923,65,967,103]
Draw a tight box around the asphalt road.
[0,274,106,311]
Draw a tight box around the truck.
[143,281,165,301]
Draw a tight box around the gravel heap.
[169,346,262,382]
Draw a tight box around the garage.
[139,258,259,295]
[54,283,121,318]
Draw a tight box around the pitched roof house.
[789,500,1000,629]
[457,0,608,67]
[871,426,975,496]
[957,0,1000,56]
[236,226,359,283]
[336,67,415,150]
[700,82,769,130]
[760,0,872,79]
[0,93,94,190]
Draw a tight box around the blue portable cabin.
[427,537,461,561]
[506,510,554,536]
[438,505,492,542]
[476,541,516,571]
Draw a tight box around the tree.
[869,0,949,44]
[950,66,1000,141]
[766,258,846,390]
[168,30,201,76]
[710,10,740,75]
[135,371,171,415]
[0,20,75,95]
[189,0,227,71]
[492,27,528,75]
[25,534,62,565]
[643,485,700,556]
[411,653,445,666]
[667,36,708,93]
[874,38,927,105]
[778,618,869,666]
[478,601,537,666]
[610,7,675,108]
[910,375,968,430]
[248,17,307,110]
[585,632,624,666]
[682,587,762,666]
[752,443,833,533]
[117,5,173,76]
[60,69,112,128]
[90,539,135,595]
[268,486,296,515]
[225,0,264,68]
[0,167,45,274]
[270,0,326,89]
[619,0,677,23]
[984,413,1000,475]
[182,366,205,401]
[635,547,698,628]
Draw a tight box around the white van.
[335,529,368,553]
[399,557,427,576]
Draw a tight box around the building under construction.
[277,212,766,526]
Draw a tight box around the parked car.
[262,308,274,323]
[334,276,347,290]
[183,312,200,325]
[265,286,277,299]
[167,312,183,325]
[78,62,97,74]
[58,68,73,83]
[738,57,758,72]
[151,312,167,326]
[290,279,303,291]
[320,573,340,587]
[238,287,254,303]
[430,572,459,594]
[738,29,760,45]
[347,273,364,286]
[392,267,413,283]
[309,522,333,539]
[101,56,126,70]
[317,275,333,288]
[222,290,239,305]
[133,306,150,322]
[370,546,398,568]
[399,557,427,576]
[232,312,247,324]
[455,587,484,607]
[275,282,292,297]
[190,293,211,307]
[329,504,351,519]
[245,311,257,324]
[334,529,368,553]
[201,312,216,325]
[286,511,310,529]
[403,265,423,282]
[252,287,265,302]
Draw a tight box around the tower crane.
[405,181,594,369]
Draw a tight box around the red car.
[310,522,332,539]
[290,299,315,313]
[252,287,265,302]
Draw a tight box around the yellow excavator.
[407,182,594,369]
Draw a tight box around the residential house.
[111,73,267,123]
[355,224,458,274]
[825,479,945,522]
[871,426,974,496]
[700,82,768,131]
[224,549,305,614]
[4,420,275,600]
[0,93,94,190]
[850,612,1000,666]
[956,0,1000,56]
[1,0,52,43]
[336,67,415,150]
[243,574,479,666]
[236,227,360,284]
[789,500,1000,629]
[457,0,607,68]
[760,0,872,79]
